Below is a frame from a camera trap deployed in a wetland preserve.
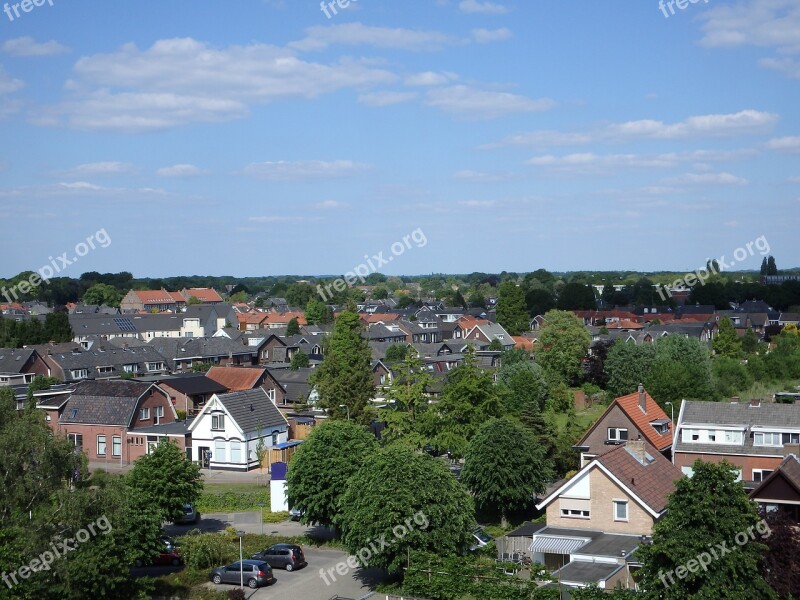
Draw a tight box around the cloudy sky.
[0,0,798,278]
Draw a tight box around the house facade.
[749,454,800,522]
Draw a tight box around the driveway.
[206,546,386,600]
[164,511,336,540]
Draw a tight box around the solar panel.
[113,318,137,332]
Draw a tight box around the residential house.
[463,320,515,350]
[749,453,800,522]
[147,337,256,373]
[120,289,184,313]
[55,380,177,463]
[206,366,269,391]
[673,399,800,483]
[42,344,169,382]
[0,347,50,385]
[187,388,289,471]
[181,288,224,304]
[574,385,673,465]
[261,368,317,409]
[156,374,228,416]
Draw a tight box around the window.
[123,364,136,373]
[146,362,165,372]
[155,406,164,418]
[97,435,106,456]
[266,388,276,402]
[112,436,121,457]
[68,433,83,449]
[614,500,628,521]
[691,433,700,441]
[97,366,113,374]
[272,432,278,446]
[753,469,773,482]
[724,430,744,445]
[607,428,628,442]
[70,369,88,380]
[230,441,242,464]
[681,466,694,477]
[214,440,227,462]
[560,509,590,519]
[782,432,800,444]
[211,414,225,431]
[140,407,150,420]
[69,408,78,420]
[754,432,782,447]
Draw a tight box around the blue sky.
[0,0,798,278]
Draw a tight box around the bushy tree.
[637,460,775,599]
[713,316,741,358]
[497,360,548,415]
[461,418,553,525]
[286,420,377,527]
[713,356,753,398]
[384,343,409,362]
[759,508,800,598]
[646,335,715,403]
[604,342,656,398]
[127,440,202,524]
[290,350,309,370]
[380,352,432,447]
[81,282,122,307]
[310,310,375,422]
[496,281,530,335]
[537,310,591,385]
[285,317,300,336]
[336,445,475,574]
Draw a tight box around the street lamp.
[257,502,264,536]
[236,529,245,589]
[664,401,675,424]
[338,404,350,421]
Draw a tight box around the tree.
[310,310,375,422]
[286,283,315,308]
[384,343,409,363]
[488,338,503,351]
[285,317,300,336]
[372,285,389,300]
[537,310,591,385]
[637,460,775,599]
[286,420,377,527]
[461,417,553,526]
[497,360,548,415]
[127,440,202,524]
[81,282,121,307]
[305,298,332,325]
[336,445,475,574]
[713,316,742,358]
[767,255,778,276]
[290,350,309,370]
[380,352,433,447]
[646,335,715,403]
[187,294,204,305]
[713,356,753,398]
[759,508,800,598]
[604,342,656,399]
[556,282,596,310]
[432,349,502,458]
[496,281,529,336]
[742,329,760,354]
[43,313,73,343]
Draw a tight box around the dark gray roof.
[0,348,35,374]
[47,344,168,381]
[147,337,254,368]
[270,368,314,403]
[215,388,288,432]
[59,380,155,426]
[135,419,193,435]
[554,561,625,584]
[506,521,547,537]
[158,374,227,396]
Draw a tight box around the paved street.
[165,511,336,539]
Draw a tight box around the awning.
[273,440,303,450]
[529,535,589,555]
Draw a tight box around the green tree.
[43,313,73,343]
[646,335,715,403]
[380,352,433,447]
[461,417,553,526]
[285,317,300,336]
[557,282,596,310]
[336,445,475,574]
[372,285,389,300]
[637,460,775,599]
[496,281,530,335]
[286,420,377,527]
[81,282,122,307]
[604,342,657,398]
[126,440,202,524]
[290,350,310,370]
[537,309,591,385]
[384,343,409,362]
[305,298,333,325]
[713,356,753,398]
[741,329,760,354]
[713,316,742,358]
[286,283,315,308]
[488,338,504,351]
[497,360,548,414]
[310,310,375,422]
[186,294,204,305]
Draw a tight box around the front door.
[199,446,211,468]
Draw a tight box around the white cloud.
[290,23,460,52]
[458,0,509,15]
[248,215,311,223]
[759,57,800,78]
[2,37,69,57]
[472,28,513,43]
[0,66,24,95]
[404,71,458,86]
[358,91,418,107]
[58,181,106,191]
[156,164,207,177]
[425,85,553,119]
[764,136,800,152]
[241,160,370,181]
[59,161,138,178]
[313,200,349,209]
[527,153,679,170]
[454,170,510,182]
[459,199,495,207]
[487,109,778,148]
[45,38,397,132]
[667,172,749,186]
[788,176,800,183]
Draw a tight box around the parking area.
[206,546,385,600]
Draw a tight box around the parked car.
[209,560,275,589]
[174,503,199,525]
[469,527,493,551]
[135,536,182,567]
[251,543,307,571]
[289,506,305,521]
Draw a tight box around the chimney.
[784,443,800,458]
[750,398,761,408]
[638,384,646,413]
[627,439,646,464]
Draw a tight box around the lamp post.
[236,529,245,589]
[338,404,350,421]
[257,502,264,536]
[664,401,675,424]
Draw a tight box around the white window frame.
[96,366,113,374]
[754,432,782,447]
[214,440,227,462]
[123,364,137,373]
[140,407,150,420]
[560,508,590,519]
[211,414,225,431]
[68,433,83,448]
[112,435,121,457]
[608,427,628,442]
[97,435,107,456]
[230,440,242,464]
[155,406,165,418]
[613,500,629,522]
[71,369,88,379]
[753,469,773,482]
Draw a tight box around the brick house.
[54,380,178,463]
[157,374,227,416]
[673,399,800,482]
[575,385,673,465]
[0,347,50,385]
[749,453,800,522]
[205,366,269,391]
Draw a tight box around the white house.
[187,388,289,471]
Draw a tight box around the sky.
[0,0,798,279]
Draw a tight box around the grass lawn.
[550,399,607,432]
[199,482,288,522]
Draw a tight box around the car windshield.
[474,529,492,542]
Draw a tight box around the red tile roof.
[184,288,224,303]
[206,367,267,391]
[512,336,534,350]
[614,389,673,451]
[133,290,178,304]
